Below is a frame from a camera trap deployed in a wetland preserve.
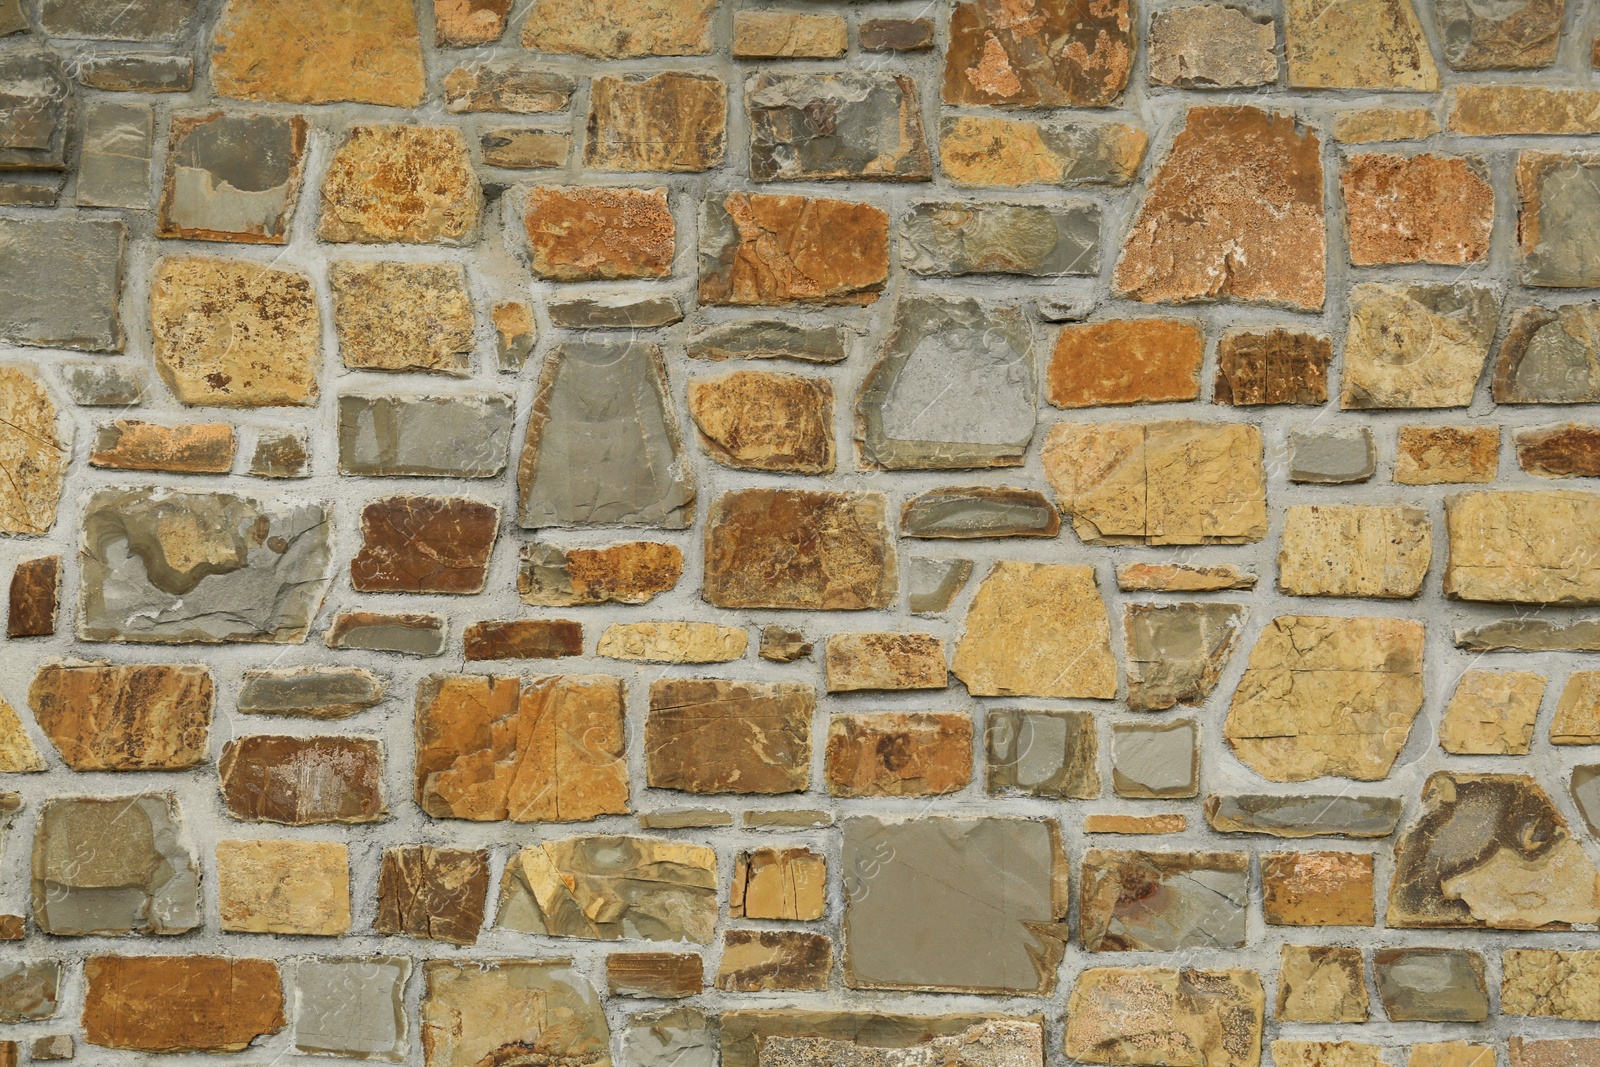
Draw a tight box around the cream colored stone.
[0,695,43,773]
[1553,672,1600,745]
[951,561,1117,699]
[733,11,846,57]
[1273,1042,1387,1067]
[1277,504,1431,598]
[522,0,715,57]
[1502,950,1600,1019]
[596,622,747,664]
[1334,108,1441,143]
[1276,945,1369,1023]
[0,367,67,535]
[1445,491,1600,605]
[1409,1043,1494,1067]
[1439,670,1546,754]
[216,839,350,936]
[1340,283,1500,409]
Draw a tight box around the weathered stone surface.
[1124,602,1246,711]
[0,368,66,537]
[1516,422,1600,477]
[766,1020,1041,1067]
[732,847,825,921]
[421,959,609,1067]
[1084,814,1187,835]
[293,956,409,1061]
[824,633,946,692]
[0,961,58,1023]
[733,11,846,57]
[1277,505,1432,598]
[32,793,200,935]
[1225,615,1425,781]
[1285,0,1438,88]
[1116,106,1325,310]
[1374,948,1488,1021]
[522,0,713,56]
[760,625,814,662]
[748,72,929,182]
[217,839,348,935]
[518,341,694,529]
[717,931,831,993]
[953,561,1117,698]
[218,735,387,825]
[704,489,894,610]
[1149,4,1277,87]
[723,1012,1041,1067]
[907,557,973,615]
[0,697,43,773]
[158,111,306,243]
[1494,303,1600,403]
[688,371,833,474]
[545,292,683,329]
[1277,945,1369,1023]
[465,619,583,661]
[7,556,56,639]
[1454,86,1600,135]
[482,130,568,172]
[1335,107,1441,142]
[1049,319,1201,407]
[39,0,196,38]
[1501,950,1600,1019]
[596,622,742,664]
[901,487,1058,540]
[986,708,1099,799]
[1261,851,1374,926]
[1274,1042,1387,1067]
[319,126,479,245]
[375,846,489,945]
[1552,671,1600,744]
[1444,490,1600,605]
[82,956,284,1052]
[646,678,813,795]
[1342,154,1493,265]
[238,666,383,719]
[1439,670,1546,754]
[1389,772,1600,928]
[1117,562,1257,592]
[1213,328,1330,406]
[700,192,888,306]
[0,48,72,172]
[519,542,681,606]
[352,496,498,595]
[1340,282,1500,408]
[212,0,424,105]
[1289,427,1377,484]
[497,835,717,943]
[27,1036,68,1061]
[444,62,572,114]
[687,320,848,363]
[29,661,211,771]
[1518,152,1600,287]
[844,816,1068,994]
[1063,967,1264,1067]
[59,362,145,407]
[524,186,671,282]
[0,218,125,352]
[826,713,970,798]
[1205,794,1405,837]
[1111,720,1197,800]
[490,301,536,372]
[608,954,702,998]
[76,102,152,209]
[1395,425,1499,484]
[326,611,447,656]
[250,429,309,479]
[76,51,194,92]
[587,72,725,172]
[332,262,472,374]
[903,201,1098,278]
[434,0,511,45]
[1045,420,1267,544]
[861,18,936,51]
[944,0,1133,107]
[1436,0,1562,68]
[624,1008,714,1067]
[1455,617,1600,651]
[338,392,515,477]
[940,115,1147,187]
[89,420,234,473]
[1511,1037,1600,1067]
[1081,849,1248,951]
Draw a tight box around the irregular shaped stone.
[415,674,627,822]
[59,362,145,407]
[1277,945,1369,1023]
[596,622,743,663]
[1343,154,1493,265]
[903,201,1098,278]
[861,18,936,51]
[1050,319,1202,407]
[444,62,571,114]
[326,611,446,656]
[907,557,973,615]
[238,666,383,720]
[1116,106,1325,310]
[717,930,831,992]
[687,370,834,473]
[546,292,683,329]
[687,320,848,363]
[82,956,283,1052]
[1456,617,1600,651]
[587,72,725,172]
[1501,950,1600,1019]
[733,11,846,57]
[1340,282,1500,408]
[748,72,929,182]
[1494,304,1600,403]
[523,186,671,282]
[1065,967,1263,1067]
[1511,1038,1600,1067]
[76,102,153,209]
[421,959,609,1067]
[293,957,409,1061]
[89,420,234,474]
[1117,562,1257,592]
[843,816,1068,994]
[822,633,945,692]
[943,0,1133,107]
[29,661,211,771]
[75,51,194,91]
[351,496,498,594]
[338,392,515,477]
[699,192,888,305]
[1444,490,1600,604]
[7,556,56,639]
[319,126,479,244]
[1205,794,1405,837]
[1081,849,1248,951]
[1439,670,1546,754]
[0,48,72,170]
[375,846,489,945]
[522,0,713,55]
[1374,948,1488,1021]
[624,1008,714,1067]
[0,696,43,773]
[1045,420,1267,544]
[1124,601,1246,711]
[900,487,1058,539]
[825,713,970,798]
[1389,772,1600,928]
[434,0,511,45]
[703,489,895,610]
[608,954,702,998]
[1112,720,1197,799]
[1149,4,1277,87]
[1285,0,1438,88]
[217,839,348,935]
[519,541,681,606]
[646,678,814,794]
[0,961,58,1023]
[331,262,472,374]
[985,708,1099,799]
[157,111,306,243]
[1552,671,1600,744]
[1212,328,1330,406]
[1262,851,1374,926]
[250,429,309,479]
[1289,427,1377,484]
[1454,86,1600,135]
[1435,0,1562,68]
[1518,151,1600,287]
[464,619,583,661]
[1396,425,1499,484]
[0,218,125,352]
[218,736,387,825]
[940,115,1147,187]
[1516,422,1600,477]
[731,847,825,921]
[32,794,200,935]
[491,301,536,372]
[497,835,717,943]
[1277,504,1432,598]
[952,561,1116,698]
[0,367,67,537]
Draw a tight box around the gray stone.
[0,217,125,352]
[59,362,145,407]
[1572,765,1600,835]
[747,71,930,182]
[842,816,1069,994]
[1036,295,1097,322]
[0,174,62,206]
[900,487,1060,539]
[338,392,515,478]
[518,341,694,530]
[40,0,198,40]
[444,62,574,114]
[238,666,385,719]
[1493,302,1600,403]
[856,295,1035,470]
[985,708,1100,800]
[1522,153,1600,287]
[1455,617,1600,651]
[326,612,447,657]
[293,957,410,1061]
[901,202,1099,277]
[1080,849,1249,952]
[1374,948,1489,1022]
[1435,0,1563,70]
[76,102,152,209]
[0,0,21,36]
[249,428,309,478]
[0,49,73,171]
[0,960,59,1022]
[158,110,307,244]
[75,52,194,92]
[907,557,972,615]
[31,793,200,936]
[686,321,848,363]
[546,294,683,330]
[1124,602,1247,712]
[622,1009,716,1067]
[1288,426,1376,483]
[30,1035,71,1061]
[479,127,569,169]
[1112,719,1198,799]
[1149,4,1278,87]
[1204,794,1405,837]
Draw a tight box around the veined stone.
[1518,152,1600,287]
[28,661,212,771]
[943,0,1133,107]
[1081,849,1248,951]
[338,392,515,477]
[0,366,67,535]
[211,0,425,106]
[1515,422,1600,477]
[1063,967,1264,1067]
[1111,720,1197,798]
[238,666,384,719]
[824,633,946,691]
[75,51,194,92]
[1284,0,1438,88]
[375,846,489,945]
[157,111,307,243]
[331,262,473,374]
[748,72,929,182]
[518,542,681,606]
[1277,945,1369,1023]
[524,186,672,281]
[0,960,58,1023]
[1205,794,1404,837]
[1124,601,1246,710]
[717,930,831,992]
[1342,154,1493,264]
[939,116,1147,187]
[497,836,717,943]
[607,954,702,999]
[420,959,609,1067]
[1049,319,1202,407]
[0,218,125,352]
[443,62,573,114]
[1501,950,1600,1019]
[825,713,971,797]
[319,126,480,244]
[250,429,309,478]
[900,487,1059,539]
[1439,670,1546,754]
[1341,282,1500,408]
[522,0,714,56]
[1436,0,1562,69]
[587,72,725,172]
[986,708,1100,799]
[480,128,568,169]
[733,11,847,57]
[732,847,826,921]
[82,956,284,1052]
[645,678,813,794]
[1374,948,1488,1021]
[1494,303,1600,402]
[721,1012,1037,1067]
[1395,426,1499,484]
[292,957,410,1061]
[216,839,349,936]
[687,370,834,474]
[1149,4,1277,87]
[218,735,387,825]
[1444,490,1600,604]
[952,561,1117,698]
[703,489,895,610]
[1453,86,1600,134]
[351,496,498,595]
[1277,504,1432,598]
[598,622,745,663]
[1261,851,1374,926]
[699,192,888,306]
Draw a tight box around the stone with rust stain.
[0,696,44,773]
[434,0,511,45]
[1049,319,1202,407]
[1262,851,1374,926]
[732,847,826,920]
[943,0,1133,108]
[212,0,424,106]
[825,713,971,798]
[525,186,673,282]
[332,262,473,374]
[29,660,212,771]
[1065,967,1262,1067]
[216,838,349,935]
[587,72,725,172]
[351,496,499,595]
[415,673,627,822]
[1340,283,1500,408]
[953,561,1117,698]
[1081,849,1249,951]
[1277,504,1432,598]
[1342,154,1493,265]
[940,115,1147,187]
[1374,948,1488,1021]
[1453,86,1600,135]
[1149,4,1277,87]
[219,735,387,825]
[1214,328,1331,406]
[607,954,702,998]
[598,622,746,664]
[1436,0,1562,69]
[1502,950,1600,1019]
[734,11,846,57]
[824,633,946,692]
[700,192,888,306]
[461,620,580,661]
[1225,615,1425,781]
[491,301,535,372]
[1444,490,1600,604]
[1396,426,1499,484]
[1285,0,1438,89]
[688,371,834,474]
[420,959,610,1067]
[8,556,57,638]
[519,542,682,606]
[986,708,1099,799]
[1518,151,1600,287]
[522,0,714,56]
[1494,303,1600,404]
[748,72,929,182]
[90,420,236,473]
[443,62,572,114]
[716,931,832,992]
[704,489,895,610]
[375,846,489,945]
[1335,107,1441,142]
[1552,671,1600,744]
[150,257,319,407]
[157,111,308,244]
[1116,106,1325,310]
[1440,670,1546,754]
[1516,423,1600,477]
[319,126,480,245]
[83,956,284,1052]
[1124,602,1246,711]
[1277,945,1369,1023]
[646,678,814,795]
[1084,814,1186,835]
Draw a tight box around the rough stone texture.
[597,621,745,663]
[0,697,45,773]
[1445,490,1600,604]
[89,420,235,473]
[419,959,609,1067]
[902,201,1098,277]
[1081,849,1249,951]
[0,961,58,1023]
[688,371,834,474]
[319,126,480,245]
[434,0,511,46]
[1342,154,1494,265]
[1436,0,1562,68]
[211,0,425,106]
[443,63,572,114]
[158,111,307,243]
[1063,967,1264,1067]
[824,633,947,692]
[1515,422,1600,477]
[587,72,726,173]
[332,262,473,374]
[339,393,514,478]
[351,496,498,595]
[218,736,387,825]
[1149,5,1277,88]
[524,186,672,282]
[1261,851,1374,926]
[1453,86,1600,135]
[939,115,1148,187]
[607,954,702,999]
[1117,562,1257,592]
[717,930,833,992]
[826,713,971,797]
[8,556,58,639]
[1552,672,1600,745]
[1277,945,1369,1023]
[82,956,284,1052]
[1493,303,1600,403]
[1335,107,1442,142]
[522,0,714,56]
[1341,283,1501,409]
[646,678,814,794]
[1439,670,1546,754]
[28,660,212,771]
[703,489,895,610]
[1395,426,1500,484]
[900,487,1059,539]
[1285,0,1439,88]
[748,72,930,182]
[519,541,681,606]
[733,12,847,58]
[687,321,847,363]
[952,561,1117,698]
[374,847,489,945]
[1213,329,1331,406]
[464,618,582,661]
[1289,427,1377,484]
[1501,950,1600,1019]
[1124,602,1246,711]
[943,0,1134,107]
[216,839,349,935]
[1511,1038,1600,1067]
[1049,319,1202,407]
[700,192,888,306]
[0,366,68,535]
[1276,504,1432,598]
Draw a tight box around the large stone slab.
[1149,4,1277,87]
[1080,849,1249,951]
[211,0,425,106]
[943,0,1133,107]
[1063,967,1264,1067]
[646,678,813,795]
[687,370,833,474]
[497,836,717,943]
[703,489,895,610]
[1342,153,1493,265]
[1444,490,1600,604]
[420,959,609,1067]
[699,192,888,306]
[952,561,1117,698]
[0,218,125,351]
[338,392,515,478]
[747,72,929,182]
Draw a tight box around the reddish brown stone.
[703,489,895,610]
[1214,329,1332,406]
[463,620,583,660]
[524,186,674,281]
[943,0,1133,107]
[89,420,236,473]
[1396,426,1500,484]
[350,496,499,595]
[715,930,832,992]
[375,845,489,945]
[1262,852,1376,927]
[646,678,814,795]
[82,955,285,1053]
[218,735,388,825]
[699,192,890,307]
[0,1041,14,1067]
[1049,319,1203,407]
[687,371,834,473]
[28,661,213,772]
[1342,153,1494,265]
[825,713,973,798]
[1116,106,1326,311]
[860,17,935,51]
[607,953,703,998]
[7,556,57,638]
[1516,424,1600,478]
[519,541,683,606]
[434,0,511,45]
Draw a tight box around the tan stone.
[1340,283,1501,409]
[824,633,946,692]
[717,930,832,992]
[1063,968,1264,1067]
[90,420,236,473]
[212,0,425,106]
[1502,950,1600,1018]
[1277,945,1369,1023]
[0,696,43,773]
[1083,814,1187,834]
[733,12,847,57]
[1262,851,1374,926]
[1450,85,1600,135]
[519,541,682,606]
[939,115,1148,187]
[825,713,973,798]
[1410,1044,1494,1067]
[1342,154,1493,265]
[1224,615,1425,781]
[1444,491,1600,605]
[1395,426,1499,484]
[332,261,473,374]
[943,0,1134,107]
[687,371,834,474]
[703,489,895,610]
[731,847,826,921]
[1043,420,1267,545]
[952,561,1117,698]
[1277,504,1432,598]
[420,959,609,1067]
[0,367,66,536]
[82,956,284,1053]
[216,839,349,935]
[1334,108,1441,143]
[524,186,674,282]
[606,953,702,998]
[646,678,814,795]
[434,0,511,46]
[597,622,746,664]
[1440,670,1546,754]
[319,126,480,244]
[1511,1037,1600,1067]
[28,660,213,771]
[1284,0,1439,89]
[1273,1042,1387,1067]
[1116,562,1257,592]
[699,193,889,306]
[522,0,714,56]
[587,73,725,172]
[1552,672,1600,744]
[1048,320,1203,407]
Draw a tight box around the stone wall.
[0,0,1598,1065]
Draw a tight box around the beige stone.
[1511,1038,1600,1067]
[587,72,726,173]
[319,126,481,245]
[216,839,349,936]
[1273,1042,1388,1067]
[716,930,832,992]
[0,696,43,773]
[212,0,425,106]
[824,632,946,692]
[1409,1044,1494,1067]
[332,261,473,374]
[1334,108,1441,143]
[731,847,826,921]
[1277,945,1369,1023]
[1285,0,1439,89]
[1502,950,1600,1019]
[1277,505,1432,598]
[420,959,609,1067]
[1341,283,1501,409]
[1444,491,1600,605]
[0,367,67,535]
[1440,670,1546,754]
[952,561,1117,698]
[522,0,714,56]
[733,12,847,57]
[1083,814,1187,834]
[1450,85,1600,136]
[596,622,746,664]
[1116,562,1257,591]
[1063,968,1264,1067]
[939,115,1148,187]
[1552,672,1600,744]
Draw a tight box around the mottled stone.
[444,62,573,114]
[218,735,387,825]
[1518,152,1600,287]
[1044,420,1267,544]
[940,115,1148,187]
[0,48,72,171]
[519,542,681,607]
[824,633,946,692]
[608,954,702,999]
[1081,849,1248,951]
[646,678,814,795]
[1444,490,1600,605]
[595,622,741,663]
[733,11,846,57]
[1454,86,1600,135]
[687,320,848,363]
[1116,106,1325,310]
[860,18,935,52]
[464,619,583,661]
[59,362,145,407]
[375,846,489,945]
[0,218,125,352]
[217,839,348,935]
[1501,950,1600,1019]
[826,713,970,798]
[249,429,309,479]
[1289,427,1377,484]
[522,0,713,56]
[75,52,194,92]
[489,302,535,373]
[1389,772,1600,928]
[76,102,152,210]
[843,816,1068,994]
[1374,948,1488,1021]
[293,957,409,1061]
[420,959,609,1067]
[1149,4,1277,88]
[1512,1037,1600,1067]
[434,0,511,46]
[953,561,1117,698]
[32,794,200,935]
[944,0,1133,107]
[481,128,568,169]
[1516,422,1600,477]
[748,72,929,182]
[1552,671,1600,744]
[1213,328,1331,406]
[1277,505,1432,598]
[497,835,717,943]
[587,72,725,172]
[624,1008,715,1067]
[27,1036,67,1061]
[1274,1042,1386,1067]
[1261,851,1374,926]
[1455,617,1600,651]
[158,111,307,243]
[1494,303,1600,404]
[700,192,888,306]
[1343,154,1493,265]
[1207,794,1404,837]
[903,201,1098,278]
[238,666,383,720]
[1341,283,1500,408]
[1064,968,1263,1067]
[717,930,831,992]
[1124,602,1246,711]
[327,611,447,656]
[0,697,43,773]
[761,625,814,662]
[704,489,894,610]
[319,126,479,245]
[688,371,833,474]
[338,392,515,478]
[1335,107,1442,142]
[986,708,1099,799]
[332,262,472,374]
[29,661,211,771]
[546,292,682,329]
[1111,720,1197,799]
[524,186,672,282]
[0,961,58,1023]
[351,496,497,595]
[0,368,67,536]
[212,0,423,105]
[1439,670,1546,754]
[900,487,1059,539]
[1435,0,1562,68]
[8,557,57,639]
[82,956,283,1052]
[89,420,233,474]
[731,847,825,922]
[1049,319,1201,407]
[1285,0,1438,88]
[907,557,973,615]
[1395,425,1499,484]
[1277,945,1369,1023]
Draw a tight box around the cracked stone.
[522,0,714,56]
[760,627,813,663]
[375,846,489,945]
[1205,794,1404,837]
[0,218,125,352]
[646,678,813,795]
[1214,328,1330,406]
[824,633,947,692]
[8,556,57,638]
[464,619,584,661]
[352,496,498,595]
[717,930,832,992]
[732,847,826,921]
[901,487,1058,539]
[1117,562,1257,591]
[598,621,745,663]
[293,957,409,1061]
[748,71,929,182]
[338,392,515,478]
[217,839,349,936]
[89,420,235,474]
[29,661,212,771]
[687,320,848,363]
[1518,152,1600,287]
[0,367,67,536]
[1436,0,1562,68]
[954,561,1116,698]
[939,115,1147,187]
[1277,945,1369,1023]
[326,611,447,656]
[1501,950,1600,1019]
[587,72,725,172]
[688,370,834,474]
[1277,504,1432,598]
[218,735,387,825]
[1552,671,1600,744]
[157,111,306,243]
[444,62,572,114]
[826,713,971,798]
[625,1008,715,1067]
[704,489,895,610]
[212,0,422,104]
[1124,601,1247,711]
[1049,319,1202,407]
[524,186,673,281]
[1340,283,1501,408]
[1440,670,1546,754]
[986,708,1099,799]
[1081,849,1249,951]
[1262,851,1374,926]
[733,11,846,57]
[943,0,1133,107]
[1112,720,1198,799]
[903,201,1099,277]
[700,192,888,306]
[1396,425,1499,484]
[1343,154,1493,265]
[0,48,72,171]
[238,666,384,720]
[1289,427,1376,484]
[1285,0,1438,88]
[82,956,283,1052]
[1149,4,1277,87]
[1064,968,1264,1067]
[607,954,702,998]
[1494,303,1600,403]
[1444,490,1600,604]
[319,126,480,244]
[332,262,473,374]
[1374,948,1488,1021]
[420,959,609,1067]
[518,541,681,606]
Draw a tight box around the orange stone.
[524,186,674,281]
[824,712,973,798]
[646,678,814,795]
[1083,814,1188,834]
[1262,851,1375,926]
[318,126,481,245]
[212,0,425,107]
[687,371,835,474]
[731,847,827,920]
[434,0,511,45]
[1342,153,1493,265]
[699,192,889,307]
[519,541,683,607]
[82,955,285,1052]
[1516,423,1600,478]
[1395,426,1499,484]
[89,420,236,473]
[29,661,213,771]
[1048,319,1203,407]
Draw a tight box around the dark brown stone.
[1516,423,1600,478]
[1214,329,1333,405]
[82,955,284,1053]
[350,496,499,594]
[463,619,583,660]
[860,17,934,51]
[825,713,972,798]
[943,0,1134,107]
[7,557,57,638]
[607,953,703,999]
[218,735,388,825]
[646,678,814,795]
[703,489,895,610]
[715,930,832,992]
[374,846,489,945]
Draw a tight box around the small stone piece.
[338,392,515,477]
[1277,504,1432,598]
[0,698,44,772]
[218,735,387,825]
[1111,720,1198,799]
[986,708,1100,799]
[716,930,832,992]
[826,713,972,798]
[90,420,234,474]
[940,115,1148,187]
[760,626,814,662]
[1455,617,1600,651]
[250,429,309,479]
[1262,851,1375,926]
[238,666,385,720]
[907,557,973,615]
[1435,0,1562,68]
[8,557,58,638]
[1395,425,1499,484]
[1116,562,1258,592]
[900,487,1059,539]
[699,192,889,306]
[687,371,834,473]
[587,72,726,172]
[860,18,935,51]
[743,810,832,829]
[522,0,714,56]
[75,52,194,92]
[608,954,702,999]
[1206,794,1404,837]
[375,846,489,945]
[1081,849,1249,951]
[82,956,284,1053]
[481,129,568,169]
[1148,5,1277,87]
[1502,950,1600,1019]
[1084,814,1186,834]
[434,0,511,45]
[1049,319,1202,407]
[420,959,610,1067]
[824,633,946,692]
[943,0,1134,107]
[687,321,848,363]
[703,489,895,610]
[518,542,682,606]
[1124,602,1247,711]
[1285,0,1438,88]
[524,186,672,282]
[1289,427,1377,484]
[1342,154,1493,265]
[1213,328,1331,405]
[293,957,410,1061]
[1064,967,1264,1067]
[1445,490,1600,605]
[1516,423,1600,477]
[211,0,425,106]
[1335,107,1441,142]
[748,72,929,182]
[217,839,349,935]
[1494,303,1600,404]
[1374,948,1489,1021]
[326,611,447,656]
[1277,945,1370,1023]
[1440,670,1546,754]
[646,678,814,795]
[732,847,826,921]
[491,301,535,372]
[443,62,573,114]
[0,961,59,1022]
[319,126,480,245]
[351,496,498,595]
[1411,1044,1494,1067]
[1341,282,1501,408]
[0,217,125,354]
[464,620,584,661]
[497,836,717,943]
[546,292,683,329]
[953,561,1117,698]
[902,201,1099,277]
[77,102,153,210]
[332,262,473,374]
[733,11,847,57]
[1518,152,1600,287]
[59,362,145,407]
[598,622,746,663]
[158,111,307,243]
[29,661,212,771]
[1552,672,1600,745]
